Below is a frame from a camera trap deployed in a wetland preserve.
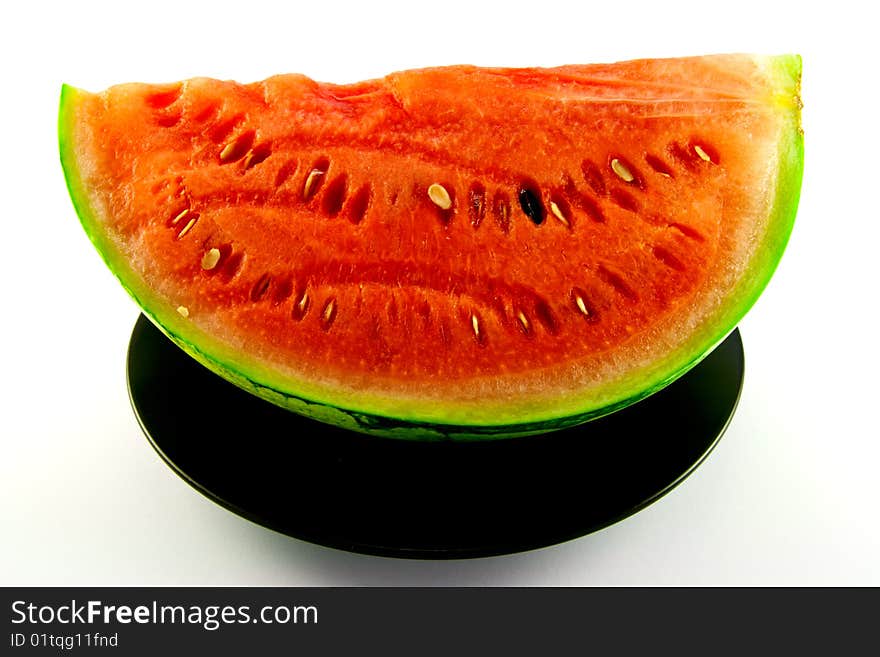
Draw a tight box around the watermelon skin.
[59,55,802,440]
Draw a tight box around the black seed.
[518,186,544,225]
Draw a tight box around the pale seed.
[176,305,189,318]
[298,292,310,311]
[219,141,238,163]
[171,208,190,225]
[201,248,221,270]
[322,299,336,323]
[694,145,712,162]
[428,183,452,210]
[611,158,635,183]
[176,216,197,239]
[574,294,590,317]
[517,311,531,332]
[471,313,480,338]
[549,201,569,227]
[303,169,324,199]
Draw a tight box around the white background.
[2,0,878,585]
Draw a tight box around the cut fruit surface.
[59,54,803,439]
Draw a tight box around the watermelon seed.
[571,287,597,322]
[176,305,189,318]
[170,208,190,226]
[302,157,331,200]
[689,140,719,164]
[320,298,338,331]
[610,158,634,183]
[428,183,452,210]
[219,130,255,164]
[470,313,486,346]
[201,248,221,270]
[303,169,325,200]
[549,200,569,228]
[292,291,310,320]
[176,215,199,239]
[515,310,532,336]
[693,145,712,162]
[518,185,545,225]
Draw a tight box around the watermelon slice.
[59,54,803,439]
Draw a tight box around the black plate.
[127,314,744,559]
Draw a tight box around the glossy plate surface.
[127,314,744,559]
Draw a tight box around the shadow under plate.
[127,314,744,559]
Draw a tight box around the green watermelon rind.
[59,55,803,440]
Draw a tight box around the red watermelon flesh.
[59,54,803,438]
